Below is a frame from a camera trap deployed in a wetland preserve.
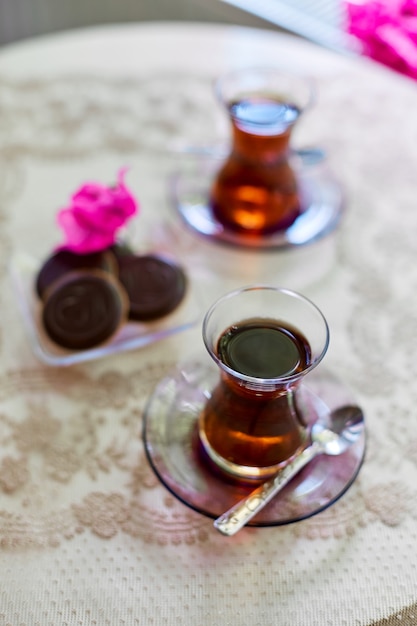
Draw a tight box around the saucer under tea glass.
[143,286,366,526]
[172,67,344,249]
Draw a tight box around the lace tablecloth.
[1,21,417,626]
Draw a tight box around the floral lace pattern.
[0,363,213,548]
[1,66,417,556]
[0,357,412,549]
[0,73,223,160]
[2,19,417,624]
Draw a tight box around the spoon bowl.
[214,404,364,536]
[311,405,364,456]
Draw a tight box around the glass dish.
[143,359,366,526]
[10,251,202,366]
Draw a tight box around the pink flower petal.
[378,22,417,71]
[345,0,417,79]
[56,168,139,253]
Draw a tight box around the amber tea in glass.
[199,286,329,482]
[210,68,313,237]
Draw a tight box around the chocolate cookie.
[42,270,128,350]
[36,249,117,299]
[117,254,187,321]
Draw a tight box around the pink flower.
[345,0,417,79]
[57,168,138,254]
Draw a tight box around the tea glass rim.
[213,66,316,116]
[202,284,329,386]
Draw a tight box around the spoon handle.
[213,442,321,536]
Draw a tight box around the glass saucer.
[143,359,366,526]
[170,154,344,249]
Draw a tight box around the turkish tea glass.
[209,67,314,238]
[198,285,329,482]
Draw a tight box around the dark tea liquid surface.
[217,317,309,379]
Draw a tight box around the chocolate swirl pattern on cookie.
[42,270,128,350]
[117,254,187,321]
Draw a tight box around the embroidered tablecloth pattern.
[0,23,417,626]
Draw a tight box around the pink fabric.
[346,0,417,79]
[56,168,138,254]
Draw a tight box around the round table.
[1,21,417,626]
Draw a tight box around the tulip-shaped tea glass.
[172,67,343,248]
[198,285,329,482]
[210,68,313,236]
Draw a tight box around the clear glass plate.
[10,251,202,366]
[170,153,344,249]
[143,360,366,526]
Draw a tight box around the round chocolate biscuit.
[42,270,128,350]
[117,254,187,321]
[36,249,117,299]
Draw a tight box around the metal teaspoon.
[213,404,365,537]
